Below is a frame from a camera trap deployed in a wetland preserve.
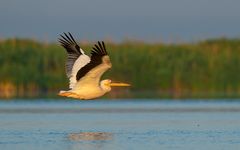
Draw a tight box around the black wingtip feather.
[91,41,107,56]
[98,41,104,54]
[60,34,70,43]
[58,32,81,54]
[68,32,77,44]
[58,38,67,45]
[102,41,106,51]
[63,32,74,44]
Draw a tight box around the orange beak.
[109,82,131,87]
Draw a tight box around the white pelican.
[58,32,130,100]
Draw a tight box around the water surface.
[0,99,240,150]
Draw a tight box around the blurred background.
[1,1,240,149]
[0,0,240,99]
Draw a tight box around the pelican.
[58,32,130,100]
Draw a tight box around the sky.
[0,0,240,42]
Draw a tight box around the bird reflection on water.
[68,132,112,141]
[68,132,113,150]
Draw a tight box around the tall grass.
[0,38,240,99]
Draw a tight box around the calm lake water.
[0,99,240,150]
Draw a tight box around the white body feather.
[60,56,112,99]
[71,56,112,99]
[69,53,90,89]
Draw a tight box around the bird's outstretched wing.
[74,41,112,88]
[59,32,90,89]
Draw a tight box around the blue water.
[0,99,240,150]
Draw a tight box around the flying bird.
[58,32,130,100]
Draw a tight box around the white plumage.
[69,54,90,89]
[58,32,130,100]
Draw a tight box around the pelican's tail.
[58,90,80,98]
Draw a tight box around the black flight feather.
[58,32,81,54]
[76,41,108,81]
[58,32,82,78]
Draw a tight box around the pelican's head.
[100,79,112,92]
[100,79,131,92]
